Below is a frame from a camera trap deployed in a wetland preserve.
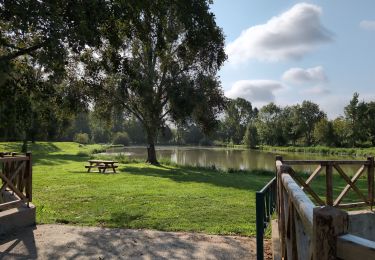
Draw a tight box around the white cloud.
[225,80,283,105]
[225,3,332,64]
[360,20,375,31]
[302,86,330,95]
[282,66,327,84]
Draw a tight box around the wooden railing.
[276,156,375,259]
[277,156,374,209]
[0,152,32,211]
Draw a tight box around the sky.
[211,0,375,118]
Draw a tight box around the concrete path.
[0,224,259,259]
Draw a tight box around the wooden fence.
[276,156,375,259]
[0,152,32,211]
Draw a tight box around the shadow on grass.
[1,142,61,154]
[122,165,275,191]
[33,154,88,166]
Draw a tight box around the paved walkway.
[0,224,259,259]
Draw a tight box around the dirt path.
[0,224,263,259]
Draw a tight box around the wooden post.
[312,206,348,260]
[368,157,374,210]
[25,152,32,205]
[326,163,333,206]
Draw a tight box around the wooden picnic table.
[85,160,118,173]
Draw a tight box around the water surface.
[106,146,362,172]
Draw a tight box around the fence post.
[326,163,333,206]
[26,152,32,205]
[367,157,374,210]
[256,191,265,260]
[312,206,348,260]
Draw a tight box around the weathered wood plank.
[304,165,322,187]
[337,234,375,260]
[312,206,348,260]
[0,156,29,163]
[336,201,368,209]
[281,173,315,235]
[0,172,27,200]
[326,164,333,206]
[0,161,25,194]
[289,168,325,206]
[0,199,24,211]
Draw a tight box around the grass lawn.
[259,145,375,157]
[0,142,275,236]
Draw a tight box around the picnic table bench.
[85,160,118,173]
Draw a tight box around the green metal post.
[256,191,264,260]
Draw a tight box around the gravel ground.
[0,224,268,259]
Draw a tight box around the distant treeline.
[1,92,375,149]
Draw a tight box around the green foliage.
[243,123,258,148]
[199,136,213,146]
[221,98,255,144]
[256,103,285,145]
[344,93,368,146]
[81,0,227,163]
[313,118,335,146]
[73,133,90,145]
[112,132,130,146]
[296,101,326,145]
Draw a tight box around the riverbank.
[0,142,274,236]
[259,145,375,157]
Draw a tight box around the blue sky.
[211,1,375,118]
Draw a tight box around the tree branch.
[0,42,45,62]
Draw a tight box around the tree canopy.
[81,0,227,163]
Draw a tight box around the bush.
[112,132,130,146]
[74,133,90,144]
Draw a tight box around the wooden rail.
[275,156,375,259]
[0,152,32,211]
[276,156,375,209]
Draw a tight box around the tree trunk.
[146,143,158,165]
[21,139,28,153]
[145,129,159,165]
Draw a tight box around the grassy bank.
[0,142,274,236]
[259,145,375,157]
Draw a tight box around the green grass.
[260,145,375,157]
[0,142,274,236]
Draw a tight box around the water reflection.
[106,146,363,172]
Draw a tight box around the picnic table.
[85,160,118,173]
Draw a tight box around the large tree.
[222,98,254,144]
[344,93,368,146]
[256,103,286,145]
[295,101,326,145]
[83,0,226,164]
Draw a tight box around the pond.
[105,146,363,172]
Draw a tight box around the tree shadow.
[0,224,256,259]
[1,142,61,155]
[121,165,274,191]
[33,154,88,166]
[0,226,38,259]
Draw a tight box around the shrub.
[112,132,130,146]
[74,133,90,144]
